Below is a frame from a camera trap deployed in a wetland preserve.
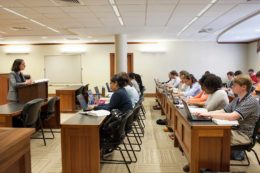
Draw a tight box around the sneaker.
[102,149,114,158]
[183,164,190,172]
[156,119,167,125]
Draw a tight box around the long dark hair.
[11,59,24,72]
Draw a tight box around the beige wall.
[0,41,248,93]
[247,42,260,72]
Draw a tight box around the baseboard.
[144,93,156,97]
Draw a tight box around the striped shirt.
[224,93,259,139]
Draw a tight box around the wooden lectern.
[17,81,48,103]
[0,73,48,104]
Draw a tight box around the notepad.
[79,110,110,117]
[212,118,239,126]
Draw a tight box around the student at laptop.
[93,74,132,114]
[166,70,181,88]
[173,73,201,97]
[198,75,259,145]
[178,70,190,92]
[183,75,259,172]
[118,72,139,108]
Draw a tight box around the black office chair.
[100,111,132,173]
[40,96,58,140]
[231,117,260,166]
[15,98,46,145]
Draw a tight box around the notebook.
[181,99,211,122]
[76,94,89,111]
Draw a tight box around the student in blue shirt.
[173,73,201,97]
[94,74,132,114]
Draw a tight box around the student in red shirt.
[248,69,258,84]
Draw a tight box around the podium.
[17,81,48,103]
[0,73,48,104]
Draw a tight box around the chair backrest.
[251,117,260,147]
[132,104,141,121]
[46,96,57,114]
[21,98,44,127]
[101,111,131,143]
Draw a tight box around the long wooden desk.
[56,86,81,113]
[61,113,107,173]
[156,87,231,173]
[0,128,34,173]
[0,98,60,128]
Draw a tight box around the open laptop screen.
[76,94,88,111]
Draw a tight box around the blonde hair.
[233,75,252,92]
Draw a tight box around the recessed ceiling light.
[41,36,47,39]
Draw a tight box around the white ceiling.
[0,0,259,44]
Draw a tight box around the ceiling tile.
[118,5,145,12]
[115,0,146,5]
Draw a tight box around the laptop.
[94,86,101,98]
[87,90,95,105]
[106,82,112,92]
[181,99,211,122]
[76,94,89,111]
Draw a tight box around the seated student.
[174,73,201,97]
[248,68,258,84]
[94,74,132,114]
[187,73,209,105]
[255,71,260,90]
[234,70,242,77]
[178,70,190,92]
[183,75,259,172]
[128,72,141,95]
[133,73,145,94]
[226,71,234,88]
[118,72,139,108]
[202,74,229,111]
[198,75,259,145]
[166,70,181,88]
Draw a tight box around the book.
[212,118,239,126]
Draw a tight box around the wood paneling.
[56,86,81,112]
[0,74,10,105]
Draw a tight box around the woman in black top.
[94,74,132,113]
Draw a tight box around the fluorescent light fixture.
[118,17,124,26]
[4,45,31,54]
[109,0,115,5]
[60,44,86,54]
[177,17,198,36]
[112,5,120,17]
[211,0,218,3]
[30,19,45,27]
[197,4,213,17]
[140,44,167,53]
[1,6,59,33]
[46,26,59,33]
[3,8,28,19]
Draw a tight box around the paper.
[79,110,110,116]
[189,107,207,113]
[212,118,239,126]
[34,78,49,83]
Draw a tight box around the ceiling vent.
[51,0,83,5]
[10,26,30,31]
[59,0,80,3]
[198,28,213,33]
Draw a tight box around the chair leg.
[118,147,131,173]
[39,120,46,146]
[251,149,260,165]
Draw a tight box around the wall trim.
[144,93,156,97]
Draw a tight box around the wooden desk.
[0,128,34,173]
[56,86,81,112]
[0,98,60,128]
[156,88,231,173]
[61,113,107,173]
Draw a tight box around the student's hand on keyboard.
[196,112,212,119]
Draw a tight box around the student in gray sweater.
[203,74,229,111]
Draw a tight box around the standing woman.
[7,59,32,102]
